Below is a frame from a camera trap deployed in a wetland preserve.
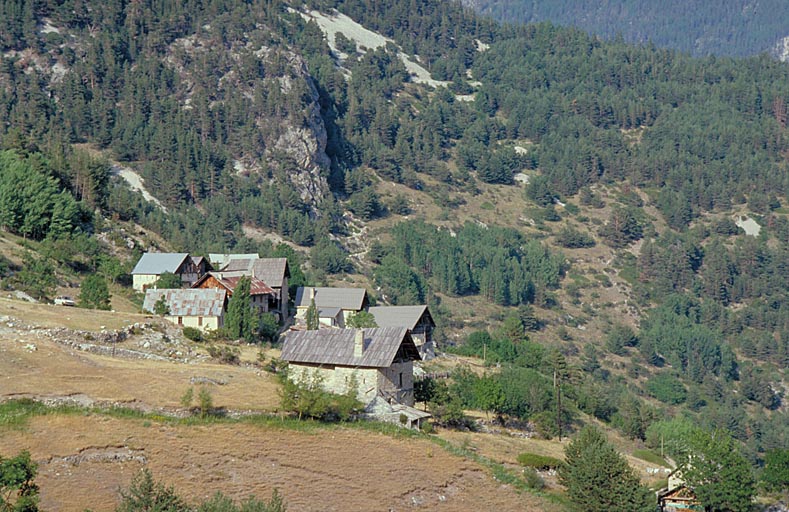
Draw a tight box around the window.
[178,316,183,325]
[398,373,403,388]
[198,317,203,326]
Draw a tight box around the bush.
[206,344,240,364]
[517,452,562,471]
[182,327,202,342]
[522,467,546,491]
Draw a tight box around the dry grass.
[0,300,556,511]
[0,414,554,511]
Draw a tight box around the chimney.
[354,329,364,358]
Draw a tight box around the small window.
[178,316,183,325]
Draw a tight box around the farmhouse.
[219,257,290,320]
[142,288,227,331]
[131,252,209,291]
[281,327,421,406]
[369,305,436,359]
[294,287,369,324]
[192,272,275,314]
[657,469,702,511]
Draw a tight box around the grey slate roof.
[143,288,226,317]
[369,305,434,330]
[132,253,190,275]
[281,327,420,368]
[294,287,368,310]
[219,258,290,288]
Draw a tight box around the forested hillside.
[462,0,789,59]
[1,0,788,504]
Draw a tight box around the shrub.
[182,327,202,342]
[522,467,546,490]
[517,452,563,471]
[206,344,240,365]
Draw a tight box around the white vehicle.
[54,296,76,306]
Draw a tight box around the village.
[132,251,437,429]
[129,251,701,510]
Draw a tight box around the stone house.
[294,287,369,325]
[192,272,275,314]
[218,258,290,321]
[281,327,421,406]
[131,253,208,291]
[369,305,436,359]
[142,288,227,331]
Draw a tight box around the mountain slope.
[462,0,789,59]
[0,0,788,495]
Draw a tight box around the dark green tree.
[345,311,378,328]
[761,448,789,502]
[305,298,319,331]
[155,272,182,289]
[678,429,755,512]
[0,450,39,512]
[225,277,256,342]
[79,274,111,310]
[559,427,654,512]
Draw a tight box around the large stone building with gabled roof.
[281,327,421,406]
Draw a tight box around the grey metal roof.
[132,253,190,275]
[208,253,259,268]
[369,306,434,330]
[219,258,290,288]
[294,287,368,310]
[143,288,226,317]
[318,307,342,318]
[281,327,420,368]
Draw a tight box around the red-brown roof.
[193,272,274,296]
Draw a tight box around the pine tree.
[79,275,111,310]
[559,426,654,512]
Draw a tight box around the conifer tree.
[225,277,255,341]
[559,426,653,512]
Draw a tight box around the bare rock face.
[268,53,331,209]
[166,35,331,213]
[772,35,789,62]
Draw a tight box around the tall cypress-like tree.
[225,277,255,342]
[559,426,654,512]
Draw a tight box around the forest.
[0,0,788,505]
[462,0,789,58]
